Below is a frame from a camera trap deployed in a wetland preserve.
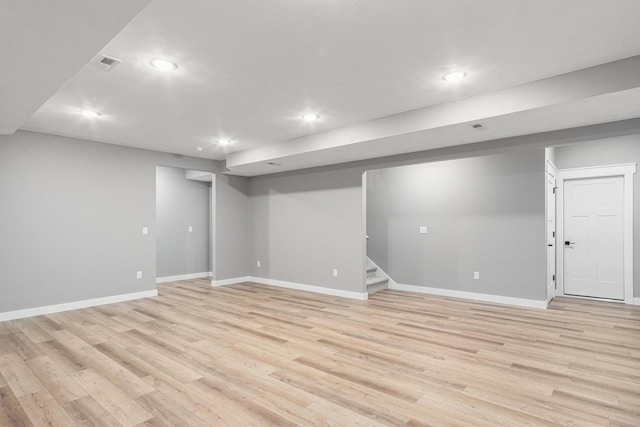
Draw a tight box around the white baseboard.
[156,272,212,283]
[246,276,368,300]
[633,297,640,306]
[389,283,548,309]
[211,276,251,287]
[0,289,158,322]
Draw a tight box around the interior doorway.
[155,166,214,283]
[556,164,635,303]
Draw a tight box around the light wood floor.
[1,280,639,426]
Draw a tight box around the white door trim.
[545,161,557,304]
[556,163,636,304]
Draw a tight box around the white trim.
[555,163,636,177]
[556,163,635,304]
[247,277,368,300]
[366,257,398,289]
[0,290,158,322]
[546,160,558,303]
[633,298,640,306]
[389,283,548,309]
[211,276,251,287]
[156,272,212,283]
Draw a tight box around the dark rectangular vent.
[100,57,118,66]
[95,55,122,71]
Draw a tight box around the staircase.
[366,263,389,295]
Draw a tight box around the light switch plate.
[188,226,193,233]
[474,272,480,280]
[257,260,261,267]
[136,271,143,279]
[332,269,338,277]
[419,226,427,234]
[142,227,148,235]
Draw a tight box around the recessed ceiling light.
[301,114,320,122]
[195,147,204,152]
[81,110,101,118]
[149,58,178,71]
[443,71,467,82]
[218,139,232,146]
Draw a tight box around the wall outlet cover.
[332,269,338,277]
[419,226,427,234]
[136,271,143,279]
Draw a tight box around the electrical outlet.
[332,269,338,277]
[419,226,427,234]
[474,272,480,280]
[136,271,143,279]
[188,225,193,233]
[142,227,148,235]
[257,260,261,267]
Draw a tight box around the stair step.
[366,266,377,273]
[366,276,387,286]
[366,276,388,295]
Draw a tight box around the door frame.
[546,161,557,304]
[556,163,636,304]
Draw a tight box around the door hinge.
[552,187,558,194]
[552,231,555,238]
[552,274,555,281]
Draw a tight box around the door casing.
[556,163,636,304]
[546,161,557,304]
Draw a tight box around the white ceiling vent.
[93,55,122,71]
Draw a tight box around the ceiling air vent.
[94,55,122,71]
[471,123,487,130]
[266,162,282,166]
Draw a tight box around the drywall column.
[213,174,249,282]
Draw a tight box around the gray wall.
[0,130,218,313]
[214,175,249,280]
[248,167,365,293]
[367,150,547,301]
[554,135,640,298]
[156,166,211,278]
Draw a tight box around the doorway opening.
[155,166,214,283]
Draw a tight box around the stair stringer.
[366,257,398,289]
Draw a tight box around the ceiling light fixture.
[195,147,204,152]
[442,71,467,82]
[301,113,320,122]
[218,138,232,146]
[149,58,178,71]
[81,110,101,118]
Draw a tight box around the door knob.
[548,244,554,247]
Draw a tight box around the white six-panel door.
[563,176,624,300]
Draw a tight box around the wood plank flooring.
[1,280,639,426]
